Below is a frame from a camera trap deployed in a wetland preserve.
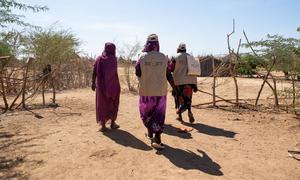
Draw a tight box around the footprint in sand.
[89,149,118,159]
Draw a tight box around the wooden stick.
[193,98,253,106]
[255,57,276,106]
[292,75,296,109]
[212,58,216,107]
[0,71,8,111]
[227,19,240,107]
[52,76,56,104]
[243,30,278,107]
[42,82,45,106]
[21,58,32,109]
[197,89,236,105]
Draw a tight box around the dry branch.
[227,18,240,107]
[243,30,279,107]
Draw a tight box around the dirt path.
[0,88,299,180]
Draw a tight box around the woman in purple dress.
[135,34,176,149]
[92,43,121,132]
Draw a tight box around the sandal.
[151,142,165,150]
[176,116,183,122]
[110,122,120,129]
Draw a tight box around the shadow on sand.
[157,146,223,176]
[164,124,192,139]
[182,122,237,138]
[0,130,48,179]
[103,129,152,151]
[0,156,28,179]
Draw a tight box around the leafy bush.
[236,54,261,76]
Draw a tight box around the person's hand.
[91,83,96,91]
[193,86,198,93]
[172,87,179,96]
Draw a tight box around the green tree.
[244,34,300,75]
[24,27,80,67]
[0,0,48,28]
[0,41,11,56]
[237,54,261,76]
[0,30,27,57]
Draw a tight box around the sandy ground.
[0,78,300,180]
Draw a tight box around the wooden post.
[21,58,32,109]
[9,88,22,110]
[212,58,216,107]
[255,57,276,106]
[0,71,8,111]
[232,75,239,107]
[271,75,279,109]
[42,82,45,106]
[52,76,56,104]
[226,19,240,107]
[0,57,9,111]
[292,75,296,109]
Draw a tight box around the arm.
[191,84,198,92]
[91,64,96,91]
[135,61,142,77]
[167,68,178,94]
[168,57,176,72]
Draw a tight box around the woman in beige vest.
[170,43,198,123]
[135,34,176,150]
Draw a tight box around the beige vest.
[173,53,197,85]
[138,51,168,96]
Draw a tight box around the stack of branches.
[0,57,57,112]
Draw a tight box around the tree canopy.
[244,34,300,74]
[0,0,48,28]
[24,28,80,67]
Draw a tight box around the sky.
[11,0,300,58]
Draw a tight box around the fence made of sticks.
[0,56,94,112]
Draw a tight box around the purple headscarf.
[136,36,160,76]
[100,42,116,59]
[142,41,160,52]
